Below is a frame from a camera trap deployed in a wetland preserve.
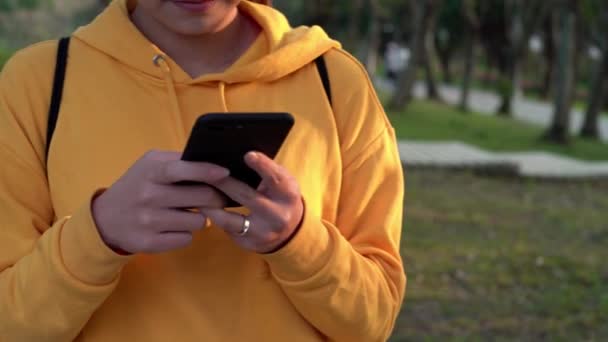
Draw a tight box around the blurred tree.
[539,14,555,99]
[0,0,50,48]
[0,0,45,12]
[422,0,442,101]
[479,0,549,117]
[580,0,608,139]
[459,0,479,112]
[274,0,332,30]
[390,0,441,110]
[306,0,326,27]
[434,0,464,83]
[544,0,578,144]
[344,0,364,52]
[364,0,382,77]
[477,1,509,102]
[71,0,111,29]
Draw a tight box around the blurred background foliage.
[2,0,607,144]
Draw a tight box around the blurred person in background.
[0,0,405,340]
[385,41,409,82]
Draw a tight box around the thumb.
[245,152,286,196]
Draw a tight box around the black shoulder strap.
[314,55,332,107]
[46,37,70,162]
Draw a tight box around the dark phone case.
[181,113,295,207]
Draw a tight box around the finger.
[245,152,297,200]
[244,152,284,190]
[143,150,182,162]
[154,184,227,209]
[143,232,194,253]
[212,177,276,215]
[139,209,208,233]
[201,208,253,237]
[153,160,230,184]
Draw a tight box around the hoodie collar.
[73,0,341,85]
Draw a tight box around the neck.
[131,8,259,77]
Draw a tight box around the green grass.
[573,100,608,117]
[527,92,608,118]
[390,170,608,341]
[388,100,608,161]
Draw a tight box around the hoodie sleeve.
[263,49,406,341]
[0,43,130,341]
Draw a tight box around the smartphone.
[181,113,295,207]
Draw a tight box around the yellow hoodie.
[0,1,405,341]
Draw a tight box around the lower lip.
[171,0,215,13]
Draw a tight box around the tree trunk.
[544,5,576,144]
[540,15,555,99]
[580,52,608,139]
[424,56,440,100]
[481,52,494,88]
[424,8,441,101]
[307,0,331,29]
[497,63,518,116]
[460,29,475,112]
[436,49,453,83]
[497,1,550,116]
[345,0,365,52]
[459,0,478,112]
[571,10,585,101]
[389,0,438,110]
[497,2,524,117]
[364,0,381,78]
[498,59,525,116]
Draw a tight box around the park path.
[371,79,608,178]
[398,141,608,180]
[375,78,608,141]
[411,83,608,142]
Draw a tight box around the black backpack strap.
[314,55,332,108]
[46,37,70,163]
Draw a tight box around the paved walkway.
[375,78,608,141]
[413,83,608,142]
[374,79,608,179]
[399,141,608,180]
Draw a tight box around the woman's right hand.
[92,150,231,254]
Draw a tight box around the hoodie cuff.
[262,202,333,282]
[59,190,131,285]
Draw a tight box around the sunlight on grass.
[387,100,608,161]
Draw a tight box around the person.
[385,41,409,82]
[0,0,406,341]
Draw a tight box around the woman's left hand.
[201,151,304,254]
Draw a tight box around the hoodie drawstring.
[153,54,187,144]
[153,54,231,143]
[218,82,229,113]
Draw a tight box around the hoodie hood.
[73,0,341,85]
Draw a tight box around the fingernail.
[212,167,230,178]
[247,152,259,161]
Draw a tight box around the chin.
[172,24,215,36]
[165,19,219,35]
